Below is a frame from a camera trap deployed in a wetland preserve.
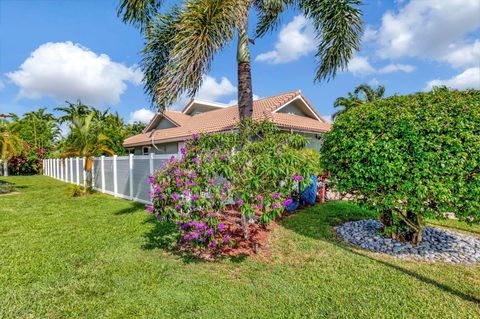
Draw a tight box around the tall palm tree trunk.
[237,16,253,119]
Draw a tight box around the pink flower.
[192,193,199,201]
[272,193,281,200]
[146,205,154,213]
[236,199,244,206]
[283,198,294,207]
[218,223,225,232]
[292,174,303,182]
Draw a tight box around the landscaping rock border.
[335,219,480,264]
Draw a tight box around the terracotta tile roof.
[124,90,331,147]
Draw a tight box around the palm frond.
[254,0,293,38]
[144,0,249,109]
[300,0,363,81]
[117,0,163,30]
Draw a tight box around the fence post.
[60,159,64,181]
[101,156,105,193]
[53,159,56,178]
[66,158,69,182]
[83,157,86,187]
[76,157,80,185]
[149,153,154,194]
[129,154,134,200]
[70,158,73,183]
[113,155,118,197]
[91,158,95,189]
[57,159,60,180]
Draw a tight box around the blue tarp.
[285,175,317,212]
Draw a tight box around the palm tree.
[21,108,60,150]
[332,83,386,120]
[332,92,362,120]
[354,83,385,102]
[55,100,91,124]
[64,113,114,191]
[0,121,24,176]
[118,0,363,118]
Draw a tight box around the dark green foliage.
[321,88,480,242]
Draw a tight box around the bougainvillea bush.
[321,88,480,244]
[148,120,318,255]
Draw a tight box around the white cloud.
[442,40,480,68]
[348,56,415,76]
[170,75,237,110]
[347,56,376,75]
[362,26,378,43]
[378,63,415,74]
[255,15,316,64]
[374,0,480,67]
[129,108,155,124]
[425,67,480,90]
[6,41,142,105]
[196,76,236,101]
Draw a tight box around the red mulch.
[218,207,278,258]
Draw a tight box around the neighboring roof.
[124,90,331,147]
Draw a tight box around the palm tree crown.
[118,0,363,118]
[332,83,386,120]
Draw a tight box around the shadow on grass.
[114,202,146,215]
[142,215,248,264]
[281,201,480,305]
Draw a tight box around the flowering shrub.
[148,119,318,252]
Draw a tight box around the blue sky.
[0,0,479,123]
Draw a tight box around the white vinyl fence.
[43,154,179,204]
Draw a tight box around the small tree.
[0,120,24,176]
[321,88,480,244]
[64,113,114,191]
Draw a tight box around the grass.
[0,176,479,318]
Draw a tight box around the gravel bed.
[335,219,480,264]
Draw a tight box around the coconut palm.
[332,83,386,120]
[118,0,363,118]
[354,83,385,102]
[332,92,362,121]
[0,121,24,176]
[64,113,114,190]
[55,100,91,124]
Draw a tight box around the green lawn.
[1,176,479,318]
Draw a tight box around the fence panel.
[132,156,151,203]
[103,157,115,195]
[93,158,102,190]
[116,156,130,199]
[45,153,179,204]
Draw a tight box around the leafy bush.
[321,88,480,244]
[8,145,46,175]
[66,184,93,197]
[148,120,317,252]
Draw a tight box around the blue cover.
[285,200,300,212]
[300,175,318,205]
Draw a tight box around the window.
[143,146,150,155]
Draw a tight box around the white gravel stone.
[335,219,480,264]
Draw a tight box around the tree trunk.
[237,16,253,119]
[84,156,93,191]
[381,210,423,245]
[3,160,8,177]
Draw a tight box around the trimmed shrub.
[321,88,480,244]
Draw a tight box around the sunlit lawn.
[1,176,479,318]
